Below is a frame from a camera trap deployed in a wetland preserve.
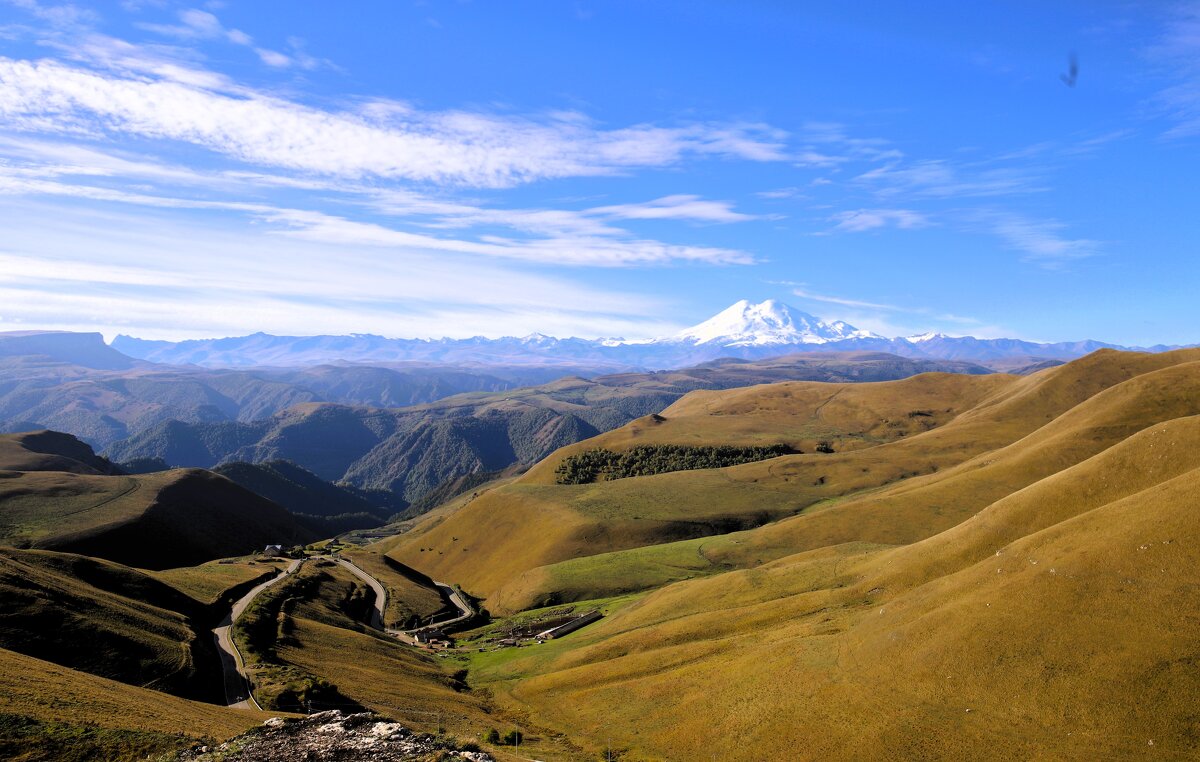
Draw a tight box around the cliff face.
[0,331,137,370]
[177,711,494,761]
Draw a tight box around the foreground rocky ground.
[176,711,493,762]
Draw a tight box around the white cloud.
[0,147,759,267]
[4,0,96,27]
[260,208,754,266]
[966,211,1099,267]
[756,187,801,199]
[790,287,901,311]
[135,8,321,71]
[254,48,291,67]
[0,56,788,188]
[855,159,1041,198]
[829,208,930,232]
[0,200,686,340]
[588,194,756,223]
[1149,3,1200,137]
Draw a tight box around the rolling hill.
[0,547,218,700]
[0,647,268,762]
[212,460,400,533]
[370,348,1200,759]
[104,352,993,510]
[0,432,313,569]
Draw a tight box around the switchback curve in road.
[212,558,303,709]
[335,557,387,631]
[329,556,473,641]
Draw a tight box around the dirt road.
[212,558,303,709]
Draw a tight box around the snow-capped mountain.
[904,332,948,343]
[110,299,1191,369]
[674,299,881,346]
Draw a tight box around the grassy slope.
[426,350,1200,759]
[237,561,568,758]
[212,460,390,519]
[147,556,285,606]
[0,467,313,569]
[0,430,118,474]
[102,352,991,509]
[388,351,1200,613]
[489,426,1200,759]
[0,647,270,761]
[381,371,1016,606]
[0,548,217,699]
[340,548,449,628]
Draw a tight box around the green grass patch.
[456,594,643,679]
[0,713,199,762]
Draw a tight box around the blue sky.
[0,0,1197,345]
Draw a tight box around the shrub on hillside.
[555,443,797,484]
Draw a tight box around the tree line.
[555,443,797,484]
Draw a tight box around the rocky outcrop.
[178,711,493,761]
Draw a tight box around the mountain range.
[112,299,1192,369]
[103,352,990,510]
[3,347,1200,760]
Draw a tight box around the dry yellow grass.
[390,350,1200,613]
[481,429,1200,759]
[0,647,271,743]
[147,556,284,605]
[0,466,310,569]
[9,349,1198,760]
[244,561,578,759]
[339,548,447,627]
[0,547,207,696]
[396,349,1200,759]
[520,370,1016,483]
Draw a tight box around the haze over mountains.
[111,300,1189,369]
[4,299,1194,517]
[105,352,990,511]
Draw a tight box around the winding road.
[333,556,473,641]
[335,557,388,631]
[213,553,473,713]
[414,582,475,632]
[213,558,303,709]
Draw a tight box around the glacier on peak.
[672,299,882,346]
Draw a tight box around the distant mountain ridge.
[111,299,1192,368]
[0,335,571,448]
[102,352,993,510]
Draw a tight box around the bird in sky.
[1061,52,1078,87]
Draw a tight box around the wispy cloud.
[588,195,757,223]
[136,9,233,40]
[135,7,321,71]
[855,159,1042,198]
[260,208,755,266]
[0,200,687,339]
[778,283,1001,338]
[756,187,801,199]
[4,0,96,28]
[829,208,930,232]
[976,211,1100,267]
[1149,3,1200,137]
[0,53,789,188]
[800,121,902,164]
[789,287,901,311]
[0,160,758,267]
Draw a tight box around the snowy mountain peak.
[905,331,949,343]
[675,299,879,346]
